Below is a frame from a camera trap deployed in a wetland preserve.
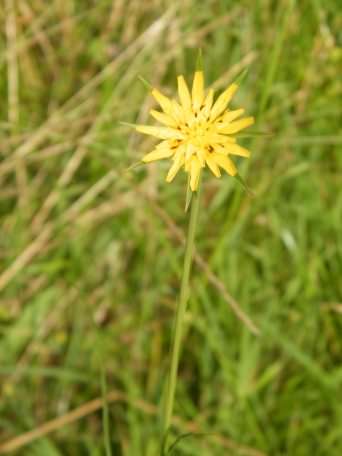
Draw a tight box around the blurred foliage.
[0,0,341,455]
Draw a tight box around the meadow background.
[0,0,341,455]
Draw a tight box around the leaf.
[160,430,169,456]
[124,161,144,173]
[195,48,203,72]
[101,369,112,456]
[138,75,152,90]
[119,121,137,129]
[167,431,212,454]
[234,173,255,197]
[233,67,249,85]
[167,433,195,454]
[236,130,273,138]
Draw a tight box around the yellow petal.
[170,99,185,124]
[190,157,201,191]
[208,133,237,144]
[210,83,238,121]
[218,117,254,134]
[192,71,204,112]
[136,125,183,140]
[205,154,221,177]
[185,143,196,161]
[201,88,214,119]
[166,150,184,182]
[220,108,245,124]
[151,89,172,114]
[177,75,192,110]
[156,139,174,150]
[212,153,237,176]
[196,148,206,167]
[142,148,173,163]
[212,144,229,155]
[150,109,178,127]
[184,110,196,128]
[224,143,251,157]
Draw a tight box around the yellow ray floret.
[142,148,173,163]
[192,71,204,111]
[137,70,254,191]
[150,109,178,128]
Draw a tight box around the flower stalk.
[132,58,254,453]
[162,178,202,450]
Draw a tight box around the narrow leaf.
[125,161,144,173]
[138,75,153,90]
[195,48,203,72]
[233,67,249,85]
[234,173,255,197]
[236,130,273,138]
[119,121,137,129]
[101,369,112,456]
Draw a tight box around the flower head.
[136,71,254,191]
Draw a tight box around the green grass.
[0,0,341,455]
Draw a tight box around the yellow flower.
[136,71,254,191]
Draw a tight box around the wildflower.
[135,71,254,191]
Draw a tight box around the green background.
[0,0,341,455]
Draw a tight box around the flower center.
[183,120,211,151]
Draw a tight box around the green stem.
[161,180,202,450]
